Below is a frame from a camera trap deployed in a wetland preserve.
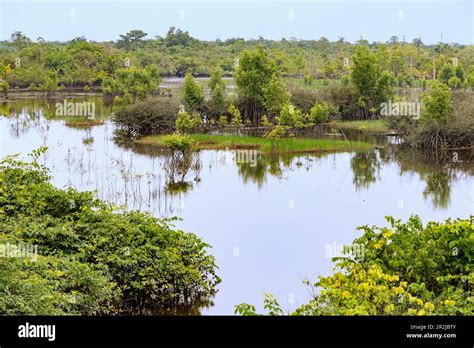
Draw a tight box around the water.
[1,96,473,315]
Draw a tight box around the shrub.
[182,73,204,111]
[175,109,193,133]
[448,76,463,89]
[162,133,194,152]
[260,115,272,127]
[406,91,474,149]
[113,97,180,136]
[276,103,305,128]
[421,81,453,125]
[0,150,219,315]
[228,103,243,126]
[190,111,203,129]
[264,124,286,140]
[309,101,331,124]
[218,115,228,127]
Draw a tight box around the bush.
[276,103,305,128]
[175,109,193,133]
[228,103,242,126]
[162,133,194,152]
[407,91,474,149]
[113,97,180,136]
[218,115,228,127]
[309,101,331,124]
[421,81,453,125]
[0,150,219,315]
[235,216,473,316]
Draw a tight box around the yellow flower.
[417,309,426,316]
[444,299,456,306]
[373,242,383,250]
[384,304,395,314]
[357,282,370,291]
[393,286,405,295]
[341,290,351,299]
[424,302,435,311]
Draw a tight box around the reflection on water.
[1,97,473,314]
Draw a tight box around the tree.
[350,46,395,118]
[228,104,242,126]
[209,67,227,115]
[310,102,331,124]
[175,110,193,133]
[11,31,31,50]
[235,47,276,123]
[117,30,148,50]
[421,81,453,124]
[182,73,204,111]
[102,65,161,106]
[209,66,225,91]
[454,65,465,83]
[439,64,454,85]
[210,83,227,115]
[0,79,9,97]
[262,75,289,118]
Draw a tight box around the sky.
[0,0,473,44]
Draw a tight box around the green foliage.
[235,47,276,121]
[421,81,453,124]
[161,133,194,152]
[454,65,465,83]
[309,101,332,124]
[0,150,219,315]
[0,79,8,95]
[182,73,204,111]
[350,46,395,118]
[276,103,305,128]
[264,124,286,140]
[117,30,148,50]
[260,115,272,127]
[190,111,203,129]
[113,97,180,136]
[236,216,473,316]
[448,76,462,88]
[467,72,474,88]
[209,66,225,91]
[175,109,193,133]
[218,115,228,127]
[439,64,454,85]
[103,65,161,105]
[262,75,290,116]
[1,28,472,98]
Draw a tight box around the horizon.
[0,0,473,45]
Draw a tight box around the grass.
[285,78,340,91]
[138,133,373,154]
[331,119,391,133]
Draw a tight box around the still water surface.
[1,96,473,314]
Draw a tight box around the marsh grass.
[138,134,373,154]
[332,119,391,133]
